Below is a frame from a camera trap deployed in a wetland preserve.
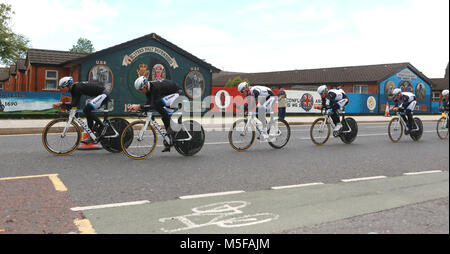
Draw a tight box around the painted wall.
[78,39,213,115]
[379,68,432,113]
[0,91,70,114]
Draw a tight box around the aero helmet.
[238,82,249,93]
[59,77,74,88]
[317,85,328,95]
[134,76,148,91]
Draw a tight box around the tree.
[225,76,250,88]
[70,38,95,53]
[0,3,30,65]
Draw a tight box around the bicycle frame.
[392,111,419,131]
[63,109,119,140]
[137,111,193,143]
[318,110,353,134]
[244,112,279,137]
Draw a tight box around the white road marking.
[403,170,443,176]
[341,176,387,182]
[179,190,245,200]
[271,182,324,190]
[71,200,150,211]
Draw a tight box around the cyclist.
[439,89,449,128]
[313,85,349,132]
[52,76,110,144]
[237,82,277,140]
[127,77,183,152]
[391,88,417,135]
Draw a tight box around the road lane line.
[271,182,324,190]
[0,174,67,192]
[179,190,245,200]
[73,219,96,234]
[341,176,387,182]
[71,200,151,211]
[403,170,443,176]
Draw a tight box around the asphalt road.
[0,122,448,234]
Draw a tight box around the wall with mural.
[0,91,70,114]
[77,39,213,115]
[379,68,431,113]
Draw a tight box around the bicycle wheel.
[388,117,403,143]
[268,119,291,149]
[310,118,331,145]
[173,120,205,156]
[228,119,256,151]
[436,117,449,140]
[100,118,130,153]
[340,118,358,144]
[42,118,82,155]
[121,121,157,160]
[410,117,423,141]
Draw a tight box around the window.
[432,92,441,101]
[45,70,58,90]
[353,85,368,94]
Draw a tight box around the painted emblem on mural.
[415,83,426,102]
[300,93,314,111]
[184,71,205,99]
[151,64,167,81]
[367,96,376,111]
[385,81,396,101]
[136,64,150,79]
[122,46,178,68]
[89,65,113,93]
[214,90,231,110]
[399,80,413,93]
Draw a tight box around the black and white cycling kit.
[140,79,182,132]
[321,89,349,125]
[394,92,417,130]
[394,92,417,111]
[62,81,110,131]
[243,86,276,129]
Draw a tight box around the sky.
[3,0,449,78]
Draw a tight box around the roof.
[213,63,434,87]
[0,68,9,81]
[66,33,221,73]
[16,59,26,72]
[430,78,449,90]
[27,49,88,66]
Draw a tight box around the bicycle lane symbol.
[159,201,279,233]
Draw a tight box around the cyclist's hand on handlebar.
[52,102,63,108]
[314,104,322,110]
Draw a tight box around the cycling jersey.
[244,86,276,112]
[62,81,109,109]
[441,98,449,111]
[322,89,349,110]
[141,79,183,132]
[394,92,416,111]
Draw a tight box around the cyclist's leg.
[406,101,417,130]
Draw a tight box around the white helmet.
[393,88,402,96]
[317,85,328,95]
[59,77,73,88]
[442,89,449,96]
[237,82,249,93]
[134,76,148,91]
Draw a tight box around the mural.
[379,68,431,112]
[0,91,70,114]
[88,65,114,93]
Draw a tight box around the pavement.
[0,114,444,135]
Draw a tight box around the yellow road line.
[74,219,97,234]
[0,174,67,192]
